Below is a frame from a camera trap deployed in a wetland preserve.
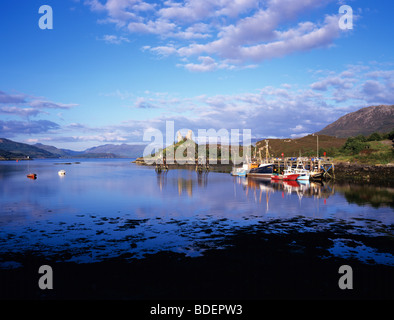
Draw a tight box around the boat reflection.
[236,176,334,200]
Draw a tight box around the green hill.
[255,135,347,158]
[0,138,57,159]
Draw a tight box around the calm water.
[0,159,393,268]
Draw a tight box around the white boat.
[294,160,310,181]
[231,166,247,176]
[58,170,66,176]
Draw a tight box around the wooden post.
[332,163,335,179]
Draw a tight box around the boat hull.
[310,172,323,180]
[247,173,272,179]
[247,163,274,179]
[283,174,299,181]
[297,175,310,181]
[231,171,246,176]
[271,174,283,180]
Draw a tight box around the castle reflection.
[156,170,209,196]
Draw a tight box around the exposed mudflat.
[1,216,393,300]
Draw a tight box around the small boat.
[296,172,310,181]
[58,170,66,176]
[292,159,310,181]
[27,173,37,180]
[231,163,250,176]
[282,167,299,181]
[231,167,247,176]
[294,167,310,181]
[310,169,324,180]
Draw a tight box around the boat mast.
[265,140,269,163]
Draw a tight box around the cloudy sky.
[0,0,393,150]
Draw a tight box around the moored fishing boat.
[271,172,283,180]
[310,169,324,180]
[282,166,299,181]
[247,163,275,179]
[296,172,310,181]
[231,161,252,176]
[231,167,247,176]
[294,160,310,181]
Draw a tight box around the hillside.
[85,143,147,158]
[255,135,347,158]
[317,105,394,138]
[0,138,57,159]
[34,143,82,157]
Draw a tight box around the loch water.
[0,159,393,268]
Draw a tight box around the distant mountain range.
[0,138,147,160]
[316,105,394,138]
[0,138,58,159]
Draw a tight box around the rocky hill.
[317,105,394,138]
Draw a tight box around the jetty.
[269,157,334,180]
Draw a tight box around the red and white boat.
[282,167,299,181]
[271,173,283,180]
[271,167,299,181]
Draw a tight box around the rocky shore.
[1,216,393,300]
[333,162,394,185]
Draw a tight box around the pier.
[152,156,335,179]
[266,157,335,179]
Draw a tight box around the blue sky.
[0,0,393,150]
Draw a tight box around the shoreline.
[332,162,394,184]
[133,157,394,183]
[1,156,393,185]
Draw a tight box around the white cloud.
[181,56,219,72]
[0,106,42,118]
[99,34,130,44]
[85,0,344,71]
[0,90,78,119]
[131,97,160,109]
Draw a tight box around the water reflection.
[336,183,394,208]
[157,170,209,196]
[238,177,335,200]
[0,160,393,266]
